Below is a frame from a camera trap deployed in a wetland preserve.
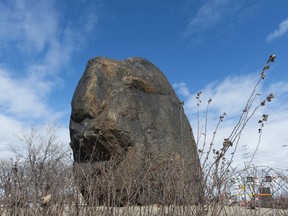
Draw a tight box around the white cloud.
[174,74,288,170]
[173,82,191,97]
[0,0,100,158]
[0,68,52,119]
[0,114,71,160]
[266,18,288,42]
[178,74,260,118]
[0,0,100,113]
[184,0,245,37]
[182,0,261,43]
[0,0,99,78]
[0,114,22,146]
[0,0,58,54]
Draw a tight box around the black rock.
[70,57,202,206]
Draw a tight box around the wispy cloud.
[178,74,260,118]
[0,0,60,58]
[173,82,191,97]
[174,74,288,169]
[182,0,261,42]
[0,68,55,119]
[184,0,244,36]
[0,0,99,77]
[0,114,23,159]
[266,18,288,42]
[0,0,101,156]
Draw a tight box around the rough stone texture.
[70,57,202,205]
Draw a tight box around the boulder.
[69,57,202,206]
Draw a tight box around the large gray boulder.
[69,57,202,206]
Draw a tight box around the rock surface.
[70,57,202,205]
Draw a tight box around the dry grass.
[0,55,286,215]
[1,204,288,216]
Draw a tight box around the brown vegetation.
[0,55,287,215]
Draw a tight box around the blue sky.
[0,0,288,169]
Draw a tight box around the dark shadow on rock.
[70,57,203,206]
